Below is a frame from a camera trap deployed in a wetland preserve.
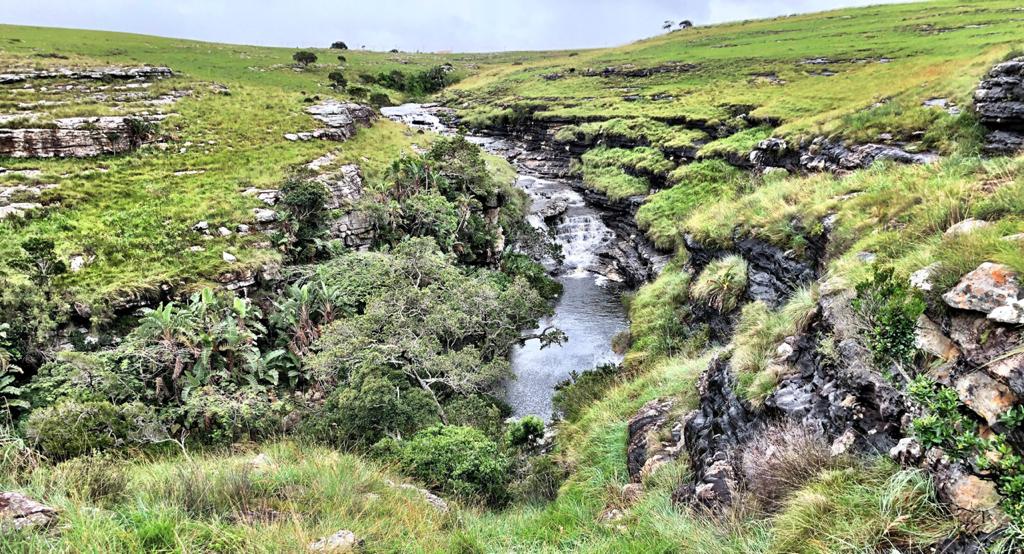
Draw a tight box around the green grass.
[0,25,545,311]
[450,0,1022,144]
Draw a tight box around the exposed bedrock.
[0,65,173,85]
[974,56,1024,155]
[0,115,166,158]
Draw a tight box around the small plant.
[124,117,156,148]
[292,50,317,67]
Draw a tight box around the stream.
[382,104,629,420]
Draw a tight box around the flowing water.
[382,104,628,420]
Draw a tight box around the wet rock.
[943,263,1024,324]
[0,492,58,531]
[914,315,961,362]
[955,371,1018,426]
[308,529,362,552]
[974,57,1024,154]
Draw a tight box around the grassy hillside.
[449,0,1021,144]
[3,1,1024,552]
[0,25,557,310]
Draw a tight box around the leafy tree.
[13,238,66,287]
[279,174,330,260]
[330,41,348,50]
[307,238,554,424]
[292,50,317,67]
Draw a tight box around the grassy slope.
[450,0,1022,139]
[0,25,556,309]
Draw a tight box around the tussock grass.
[691,255,748,313]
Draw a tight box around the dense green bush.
[853,268,925,369]
[509,454,567,505]
[392,425,511,505]
[25,400,164,459]
[176,386,287,446]
[302,375,439,447]
[505,416,545,448]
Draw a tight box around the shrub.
[505,416,545,448]
[178,386,285,446]
[691,255,748,312]
[445,394,507,440]
[292,50,317,67]
[852,267,925,370]
[393,425,511,505]
[370,92,392,107]
[302,376,439,448]
[330,41,348,50]
[25,400,164,459]
[327,70,347,90]
[347,85,369,99]
[510,454,567,505]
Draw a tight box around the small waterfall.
[556,214,616,275]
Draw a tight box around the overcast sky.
[0,0,912,52]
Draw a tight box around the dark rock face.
[581,63,697,79]
[974,57,1024,154]
[749,137,939,174]
[626,399,679,482]
[684,234,821,309]
[672,356,756,510]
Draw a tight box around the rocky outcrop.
[0,65,172,85]
[0,492,58,532]
[750,137,938,174]
[626,399,683,483]
[0,115,164,158]
[672,356,756,510]
[974,57,1024,154]
[943,262,1024,325]
[287,101,377,142]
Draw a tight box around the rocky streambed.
[383,103,665,419]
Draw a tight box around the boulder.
[308,529,362,552]
[0,492,58,532]
[943,263,1024,324]
[926,449,1007,533]
[914,315,961,362]
[909,263,940,292]
[304,101,377,142]
[955,371,1018,426]
[944,218,992,237]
